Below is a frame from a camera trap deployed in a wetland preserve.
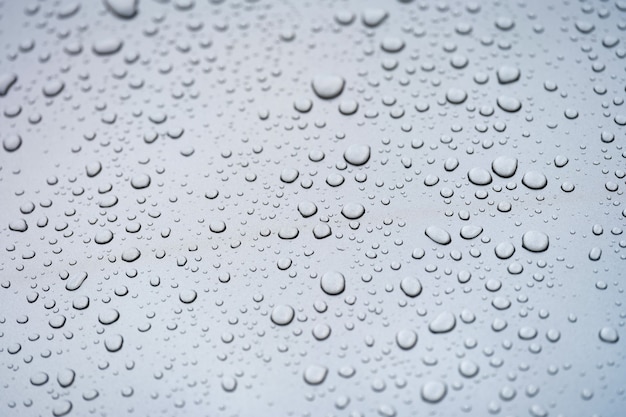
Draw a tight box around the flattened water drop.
[362,9,388,27]
[381,37,405,53]
[497,95,521,112]
[312,75,345,99]
[421,381,447,403]
[93,38,124,55]
[459,360,479,378]
[104,334,124,352]
[522,231,549,252]
[221,376,237,392]
[599,327,619,343]
[0,73,17,96]
[298,201,318,218]
[104,0,138,18]
[86,161,102,177]
[303,365,328,385]
[425,226,451,245]
[313,223,332,239]
[468,167,492,185]
[497,66,521,84]
[121,247,141,262]
[460,225,483,240]
[43,80,65,97]
[343,144,371,166]
[338,99,359,115]
[396,329,418,350]
[30,372,49,386]
[400,277,422,297]
[94,229,113,245]
[278,226,299,239]
[57,368,76,388]
[429,311,456,334]
[280,168,299,183]
[312,324,331,341]
[209,221,226,233]
[52,400,73,417]
[271,305,295,325]
[130,173,151,189]
[522,171,547,189]
[98,308,120,325]
[66,272,88,291]
[3,134,22,152]
[446,88,467,104]
[320,271,346,295]
[341,203,365,220]
[179,289,197,304]
[492,156,518,178]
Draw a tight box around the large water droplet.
[93,38,123,55]
[395,329,418,350]
[312,75,345,99]
[303,364,328,385]
[320,271,346,295]
[104,0,138,18]
[343,144,371,166]
[429,311,456,334]
[421,381,447,403]
[425,226,451,245]
[271,305,295,325]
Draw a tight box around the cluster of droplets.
[0,0,625,416]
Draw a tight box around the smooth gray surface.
[0,0,625,416]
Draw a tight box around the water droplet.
[362,9,388,27]
[303,364,328,385]
[179,289,197,304]
[313,223,332,239]
[421,381,447,403]
[446,88,467,104]
[221,376,237,392]
[400,277,422,297]
[297,201,318,218]
[468,167,492,185]
[0,73,17,96]
[43,80,65,97]
[121,247,141,262]
[460,225,483,240]
[497,95,522,112]
[52,400,73,417]
[130,173,151,189]
[93,38,124,55]
[497,66,521,84]
[381,37,405,53]
[30,372,49,386]
[320,271,346,295]
[492,156,518,178]
[429,311,456,334]
[312,75,345,99]
[341,203,365,220]
[57,369,76,388]
[343,144,371,166]
[425,226,451,245]
[3,134,22,152]
[396,329,418,350]
[104,334,124,352]
[280,168,299,183]
[599,327,619,343]
[271,305,295,325]
[522,171,548,190]
[104,0,138,18]
[98,308,120,325]
[522,231,549,253]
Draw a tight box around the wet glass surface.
[0,1,625,416]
